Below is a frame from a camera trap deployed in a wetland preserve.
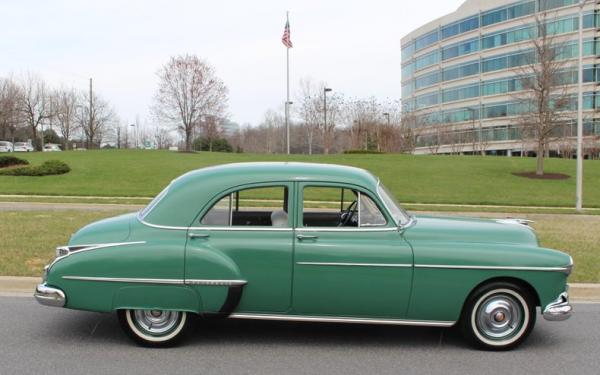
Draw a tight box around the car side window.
[302,186,387,228]
[201,186,289,227]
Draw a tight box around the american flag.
[281,19,292,48]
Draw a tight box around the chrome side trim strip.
[61,276,248,287]
[138,218,293,232]
[62,276,184,284]
[229,313,455,327]
[138,218,188,230]
[50,241,147,269]
[296,227,398,232]
[185,279,248,286]
[414,264,570,273]
[297,262,412,268]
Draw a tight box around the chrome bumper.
[543,291,572,321]
[34,283,66,307]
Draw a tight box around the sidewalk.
[3,276,598,302]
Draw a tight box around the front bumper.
[34,283,66,307]
[543,290,572,321]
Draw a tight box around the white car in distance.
[13,142,34,152]
[0,141,14,152]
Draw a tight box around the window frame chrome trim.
[228,313,455,327]
[296,262,412,268]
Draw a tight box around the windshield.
[377,182,410,226]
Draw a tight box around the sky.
[0,0,463,128]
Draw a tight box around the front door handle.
[297,234,318,241]
[188,233,210,239]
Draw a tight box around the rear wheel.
[118,309,191,347]
[460,282,536,351]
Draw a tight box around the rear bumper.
[543,290,572,321]
[34,283,66,308]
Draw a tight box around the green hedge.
[0,156,29,168]
[343,150,385,154]
[0,160,70,176]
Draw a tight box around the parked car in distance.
[43,143,62,152]
[35,163,573,350]
[0,141,13,152]
[13,142,34,152]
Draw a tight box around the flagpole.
[285,11,290,155]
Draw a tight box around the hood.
[404,214,539,246]
[68,212,136,245]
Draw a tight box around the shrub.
[342,150,385,154]
[0,156,29,168]
[0,160,70,176]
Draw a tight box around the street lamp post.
[576,0,587,212]
[129,124,136,149]
[323,87,332,131]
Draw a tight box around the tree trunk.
[536,141,544,176]
[185,128,192,152]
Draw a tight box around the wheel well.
[464,277,541,309]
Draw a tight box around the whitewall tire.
[118,309,192,347]
[460,282,536,351]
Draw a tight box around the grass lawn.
[0,150,598,208]
[0,209,597,282]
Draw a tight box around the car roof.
[142,162,380,227]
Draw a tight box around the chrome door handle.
[296,234,318,241]
[188,233,210,239]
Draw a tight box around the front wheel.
[117,309,191,347]
[460,282,536,351]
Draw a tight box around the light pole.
[323,87,332,131]
[576,0,588,212]
[129,124,136,149]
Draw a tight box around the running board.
[228,313,455,327]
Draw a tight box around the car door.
[185,183,294,314]
[292,182,413,318]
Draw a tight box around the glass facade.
[403,0,600,151]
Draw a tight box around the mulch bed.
[512,172,570,180]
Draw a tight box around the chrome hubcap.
[133,310,181,336]
[476,295,522,340]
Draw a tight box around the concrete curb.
[2,276,598,302]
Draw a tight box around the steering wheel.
[338,200,358,227]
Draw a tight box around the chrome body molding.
[34,283,66,307]
[296,227,398,233]
[50,241,146,269]
[61,276,247,287]
[496,218,535,226]
[297,262,412,268]
[414,264,571,273]
[228,313,455,327]
[543,290,572,321]
[62,276,184,284]
[184,279,247,286]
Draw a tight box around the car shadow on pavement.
[42,309,555,351]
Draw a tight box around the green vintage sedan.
[35,162,572,350]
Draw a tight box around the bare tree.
[78,91,116,148]
[18,73,52,150]
[296,79,322,154]
[53,87,79,149]
[258,110,284,153]
[153,55,228,151]
[0,77,22,141]
[154,125,173,149]
[515,13,571,175]
[197,115,222,152]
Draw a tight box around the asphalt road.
[1,297,598,375]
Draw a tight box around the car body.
[13,142,34,152]
[35,162,572,349]
[43,143,62,152]
[0,141,13,152]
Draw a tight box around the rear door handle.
[188,233,210,239]
[297,234,318,241]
